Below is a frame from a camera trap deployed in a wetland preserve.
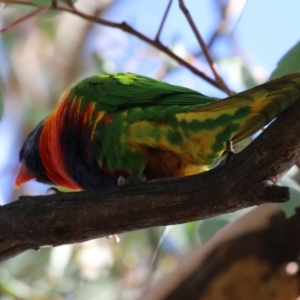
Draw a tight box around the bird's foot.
[117,173,147,187]
[47,187,64,194]
[218,140,235,168]
[224,140,235,164]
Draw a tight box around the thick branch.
[1,100,300,262]
[142,208,300,300]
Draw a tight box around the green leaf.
[270,40,300,79]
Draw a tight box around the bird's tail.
[230,73,300,144]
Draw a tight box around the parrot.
[14,72,300,191]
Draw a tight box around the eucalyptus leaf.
[270,40,300,79]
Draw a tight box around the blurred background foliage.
[1,0,300,299]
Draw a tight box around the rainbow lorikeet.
[14,72,300,191]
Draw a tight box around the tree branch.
[0,0,227,92]
[178,0,232,96]
[155,0,173,41]
[142,208,300,300]
[1,99,300,262]
[0,7,47,34]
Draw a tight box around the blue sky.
[92,0,300,98]
[236,0,300,73]
[0,0,297,95]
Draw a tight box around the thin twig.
[0,7,47,34]
[155,0,172,41]
[229,0,249,37]
[0,0,38,6]
[53,4,225,91]
[0,0,227,92]
[195,0,230,58]
[178,0,233,96]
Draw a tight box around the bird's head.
[14,122,52,188]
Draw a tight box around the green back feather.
[69,73,219,112]
[67,72,300,176]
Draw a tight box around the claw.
[117,173,147,187]
[217,140,235,169]
[117,176,126,187]
[47,187,63,194]
[224,140,234,164]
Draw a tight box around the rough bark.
[142,207,300,300]
[1,101,300,262]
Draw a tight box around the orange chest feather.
[39,98,80,189]
[38,96,109,189]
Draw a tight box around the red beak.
[14,163,36,189]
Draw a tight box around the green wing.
[69,73,219,112]
[69,72,300,143]
[66,72,300,178]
